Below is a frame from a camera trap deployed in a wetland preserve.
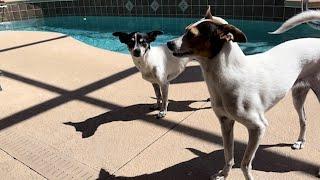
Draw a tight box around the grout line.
[0,147,48,180]
[0,129,100,179]
[112,100,210,175]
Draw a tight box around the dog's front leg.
[157,83,169,118]
[150,83,162,110]
[211,117,235,180]
[241,117,267,180]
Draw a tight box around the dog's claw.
[156,111,166,119]
[291,141,305,150]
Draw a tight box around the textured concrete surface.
[0,31,319,180]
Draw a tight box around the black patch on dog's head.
[146,31,163,42]
[113,32,137,49]
[113,31,163,57]
[113,31,163,49]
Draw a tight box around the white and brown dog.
[167,7,320,180]
[271,10,320,178]
[113,31,192,118]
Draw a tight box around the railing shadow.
[0,67,138,130]
[64,100,211,138]
[172,66,204,84]
[0,35,69,53]
[97,144,319,180]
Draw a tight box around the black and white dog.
[113,31,192,118]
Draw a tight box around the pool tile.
[0,1,303,27]
[178,0,189,13]
[150,0,160,12]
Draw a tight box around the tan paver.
[0,31,208,178]
[0,129,98,179]
[0,144,44,180]
[114,93,320,180]
[0,31,319,180]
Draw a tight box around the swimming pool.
[1,16,319,54]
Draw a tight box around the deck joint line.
[0,129,99,179]
[0,142,48,180]
[112,101,210,175]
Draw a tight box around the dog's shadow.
[97,145,319,180]
[64,99,210,138]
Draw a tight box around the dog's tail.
[269,10,320,34]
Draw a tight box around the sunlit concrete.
[0,31,319,179]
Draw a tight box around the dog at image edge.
[167,6,320,180]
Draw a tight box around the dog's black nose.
[133,49,141,57]
[167,41,175,51]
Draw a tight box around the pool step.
[285,0,320,8]
[0,129,99,180]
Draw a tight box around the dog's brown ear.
[218,24,247,43]
[205,6,213,19]
[113,32,129,43]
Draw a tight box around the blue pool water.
[1,16,319,54]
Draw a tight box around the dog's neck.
[143,45,152,58]
[199,41,247,75]
[131,46,153,70]
[199,42,248,79]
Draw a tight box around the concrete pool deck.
[0,31,319,179]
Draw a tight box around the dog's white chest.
[141,71,156,82]
[133,59,143,70]
[133,58,158,83]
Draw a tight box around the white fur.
[270,10,320,34]
[132,45,191,118]
[271,9,320,179]
[171,16,320,179]
[189,18,228,29]
[201,39,320,180]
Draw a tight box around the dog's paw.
[210,173,226,180]
[156,111,166,119]
[291,141,305,150]
[149,104,160,110]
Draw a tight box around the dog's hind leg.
[157,83,169,118]
[0,71,2,91]
[291,86,310,150]
[309,76,320,103]
[150,83,162,110]
[211,117,235,180]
